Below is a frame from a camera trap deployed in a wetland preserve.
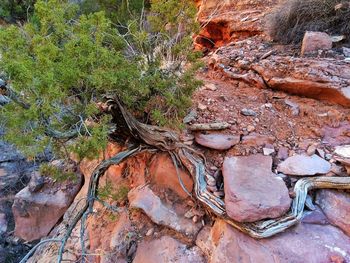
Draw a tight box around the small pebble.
[263,147,275,156]
[192,215,199,223]
[247,125,255,132]
[306,144,317,156]
[198,103,207,111]
[241,108,257,116]
[146,228,154,236]
[316,148,325,159]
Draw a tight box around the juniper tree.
[0,0,201,162]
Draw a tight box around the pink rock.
[134,236,206,263]
[316,190,350,236]
[223,155,291,222]
[301,206,329,225]
[12,176,82,241]
[195,133,240,150]
[277,154,331,176]
[321,122,350,146]
[100,211,133,263]
[277,147,289,160]
[128,185,201,237]
[196,219,350,263]
[301,31,332,56]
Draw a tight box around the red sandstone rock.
[321,122,350,146]
[149,153,193,198]
[277,154,331,176]
[12,175,82,241]
[128,185,201,237]
[223,155,291,222]
[195,0,277,48]
[252,57,350,107]
[241,133,275,147]
[301,31,333,56]
[100,211,133,263]
[196,219,350,263]
[316,190,350,236]
[195,132,240,150]
[134,236,206,263]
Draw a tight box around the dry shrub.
[266,0,350,44]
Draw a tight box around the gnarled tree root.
[107,98,350,238]
[20,98,350,262]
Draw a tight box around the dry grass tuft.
[266,0,350,44]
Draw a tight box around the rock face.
[277,154,331,176]
[252,57,350,107]
[149,153,193,198]
[12,175,82,241]
[134,236,205,263]
[100,211,133,263]
[223,155,291,222]
[195,0,277,48]
[301,31,333,56]
[195,133,240,150]
[196,219,350,263]
[211,36,350,107]
[128,185,201,237]
[316,190,350,236]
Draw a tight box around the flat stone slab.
[316,190,350,236]
[12,175,82,242]
[196,219,350,263]
[277,154,331,176]
[195,133,240,150]
[223,155,291,222]
[128,185,201,237]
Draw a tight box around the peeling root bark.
[20,98,350,262]
[107,99,350,238]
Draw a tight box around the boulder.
[301,31,333,56]
[100,211,133,263]
[195,133,240,150]
[12,176,82,241]
[128,185,201,237]
[196,219,350,263]
[316,190,350,236]
[223,155,291,222]
[277,154,331,176]
[133,236,206,263]
[149,153,193,198]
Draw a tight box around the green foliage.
[0,0,35,22]
[0,0,201,160]
[39,163,76,182]
[80,0,149,28]
[98,181,129,202]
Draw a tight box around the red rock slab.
[223,155,291,222]
[195,133,240,150]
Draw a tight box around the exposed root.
[107,98,350,238]
[20,98,350,262]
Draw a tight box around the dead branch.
[188,122,230,131]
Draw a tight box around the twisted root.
[108,98,350,238]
